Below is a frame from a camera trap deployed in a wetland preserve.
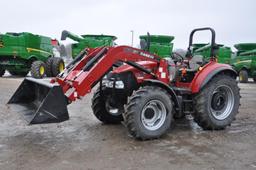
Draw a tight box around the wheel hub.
[210,85,235,120]
[39,66,45,76]
[144,108,155,119]
[141,100,167,131]
[59,62,64,72]
[211,93,226,110]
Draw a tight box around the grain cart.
[8,28,240,140]
[192,43,232,64]
[231,43,256,83]
[61,30,117,58]
[139,34,174,58]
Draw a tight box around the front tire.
[0,68,5,77]
[123,86,173,140]
[193,75,240,130]
[31,61,46,79]
[253,76,256,82]
[91,86,124,124]
[45,57,54,77]
[51,57,65,77]
[239,70,248,83]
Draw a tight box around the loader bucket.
[8,78,69,124]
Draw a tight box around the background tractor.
[191,43,232,64]
[8,27,240,140]
[231,43,256,83]
[0,32,65,78]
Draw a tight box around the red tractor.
[8,28,240,140]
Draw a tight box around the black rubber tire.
[9,70,29,77]
[123,86,173,140]
[253,76,256,82]
[31,61,46,79]
[91,86,124,124]
[239,70,248,83]
[0,68,5,77]
[193,75,240,130]
[45,57,54,77]
[51,57,65,77]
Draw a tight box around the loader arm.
[8,45,162,124]
[56,46,161,102]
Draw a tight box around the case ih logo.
[139,51,154,59]
[124,47,155,60]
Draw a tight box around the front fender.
[190,62,237,93]
[142,79,180,112]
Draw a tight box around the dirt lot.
[0,76,256,170]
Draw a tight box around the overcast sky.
[1,0,255,49]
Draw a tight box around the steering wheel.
[171,52,184,63]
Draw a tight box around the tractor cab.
[167,28,220,83]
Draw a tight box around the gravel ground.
[0,76,256,170]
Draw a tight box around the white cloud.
[1,0,255,49]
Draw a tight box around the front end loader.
[8,28,240,140]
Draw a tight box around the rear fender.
[27,55,38,61]
[190,62,237,93]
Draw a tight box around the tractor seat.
[187,55,204,71]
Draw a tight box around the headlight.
[105,80,124,89]
[115,80,124,89]
[105,80,114,88]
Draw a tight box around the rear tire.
[91,86,124,124]
[239,70,248,83]
[253,76,256,82]
[123,86,173,140]
[31,61,46,79]
[51,57,65,77]
[0,68,5,77]
[45,57,54,77]
[193,75,240,130]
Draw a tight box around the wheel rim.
[239,73,243,81]
[39,66,45,76]
[210,85,234,120]
[59,62,64,72]
[141,100,167,131]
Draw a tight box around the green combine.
[231,43,256,83]
[0,32,64,78]
[61,30,117,58]
[192,43,232,64]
